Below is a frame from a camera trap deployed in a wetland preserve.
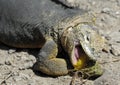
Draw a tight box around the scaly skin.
[80,62,103,79]
[0,0,107,76]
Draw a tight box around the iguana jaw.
[61,25,90,70]
[71,40,88,70]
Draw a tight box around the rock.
[19,61,34,70]
[5,55,14,65]
[94,70,120,85]
[110,44,120,56]
[101,8,111,14]
[27,79,36,85]
[116,0,120,6]
[8,49,16,54]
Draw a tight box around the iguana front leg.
[34,37,68,76]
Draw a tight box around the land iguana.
[0,0,107,76]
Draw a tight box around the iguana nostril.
[86,36,90,41]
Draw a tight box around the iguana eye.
[85,31,91,42]
[84,35,90,44]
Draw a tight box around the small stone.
[28,80,36,85]
[8,49,16,54]
[101,8,111,14]
[13,76,22,82]
[115,11,120,15]
[5,56,14,65]
[19,61,34,70]
[110,45,120,56]
[88,0,96,5]
[105,36,111,41]
[19,73,30,80]
[117,0,120,6]
[116,41,120,43]
[5,60,12,65]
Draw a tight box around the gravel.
[0,0,120,85]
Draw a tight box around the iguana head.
[61,23,107,70]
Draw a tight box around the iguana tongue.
[75,45,81,60]
[73,45,81,65]
[73,41,81,64]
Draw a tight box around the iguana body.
[0,0,106,76]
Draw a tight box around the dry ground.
[0,0,120,85]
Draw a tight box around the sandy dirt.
[0,0,120,85]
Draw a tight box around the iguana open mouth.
[71,41,88,70]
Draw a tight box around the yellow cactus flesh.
[74,54,87,70]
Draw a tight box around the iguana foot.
[34,58,68,76]
[34,37,68,76]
